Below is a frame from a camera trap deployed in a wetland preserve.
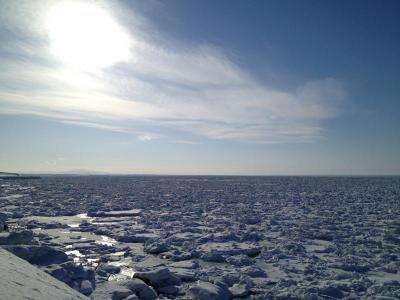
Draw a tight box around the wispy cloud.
[0,0,346,143]
[61,120,131,133]
[175,140,201,145]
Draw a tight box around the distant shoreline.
[0,176,41,180]
[8,174,400,178]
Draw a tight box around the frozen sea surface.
[1,176,400,299]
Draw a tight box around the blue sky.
[0,0,399,175]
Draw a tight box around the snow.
[0,248,89,300]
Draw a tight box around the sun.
[46,1,131,70]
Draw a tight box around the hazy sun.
[47,2,131,70]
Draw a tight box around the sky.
[0,0,399,175]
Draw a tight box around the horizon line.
[8,172,400,177]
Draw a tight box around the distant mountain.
[58,169,108,175]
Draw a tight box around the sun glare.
[46,2,131,70]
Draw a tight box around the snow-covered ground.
[0,176,399,299]
[0,248,89,300]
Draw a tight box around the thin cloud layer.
[0,1,346,143]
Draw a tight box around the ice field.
[1,176,399,299]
